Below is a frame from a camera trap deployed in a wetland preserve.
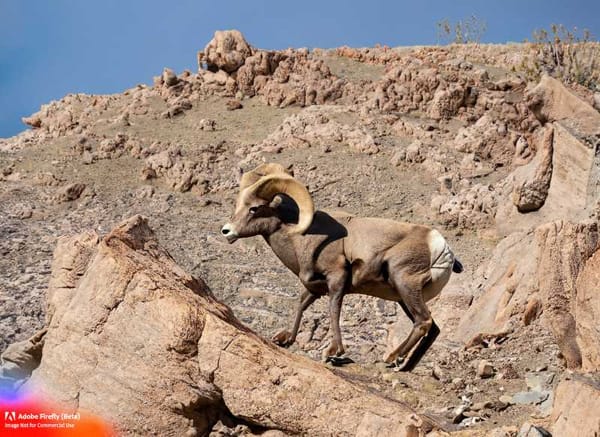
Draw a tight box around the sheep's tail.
[452,257,464,273]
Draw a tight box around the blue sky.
[1,0,599,138]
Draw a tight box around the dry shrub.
[520,25,600,90]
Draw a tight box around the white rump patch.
[427,229,454,280]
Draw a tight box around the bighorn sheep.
[221,163,463,369]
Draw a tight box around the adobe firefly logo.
[4,411,16,421]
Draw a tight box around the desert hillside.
[1,30,600,436]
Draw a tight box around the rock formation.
[200,30,254,73]
[511,126,553,213]
[454,220,599,369]
[494,77,599,235]
[526,74,600,140]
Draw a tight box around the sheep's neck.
[263,228,301,277]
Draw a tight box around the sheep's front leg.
[273,289,317,347]
[326,289,345,358]
[324,271,352,364]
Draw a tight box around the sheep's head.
[221,163,314,243]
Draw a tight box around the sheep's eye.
[249,206,258,215]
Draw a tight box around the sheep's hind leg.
[395,300,440,369]
[384,275,435,370]
[396,318,440,371]
[273,289,318,347]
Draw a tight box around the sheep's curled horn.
[241,169,314,235]
[239,163,291,190]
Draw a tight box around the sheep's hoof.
[272,330,294,347]
[386,356,409,371]
[325,356,354,366]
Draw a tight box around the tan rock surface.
[454,220,599,369]
[575,248,600,371]
[526,74,600,139]
[453,230,535,343]
[551,375,600,437]
[536,220,599,368]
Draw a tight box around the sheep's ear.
[269,194,284,209]
[237,167,244,181]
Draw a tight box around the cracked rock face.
[21,216,423,436]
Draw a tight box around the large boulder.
[19,216,426,436]
[199,30,253,73]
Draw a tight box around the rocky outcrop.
[21,93,114,139]
[526,74,600,142]
[454,220,599,371]
[431,182,498,229]
[194,30,346,109]
[428,84,467,120]
[452,114,511,162]
[256,52,346,108]
[495,121,597,235]
[17,216,425,436]
[18,30,351,137]
[141,146,209,193]
[430,74,599,235]
[257,106,378,155]
[199,30,254,73]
